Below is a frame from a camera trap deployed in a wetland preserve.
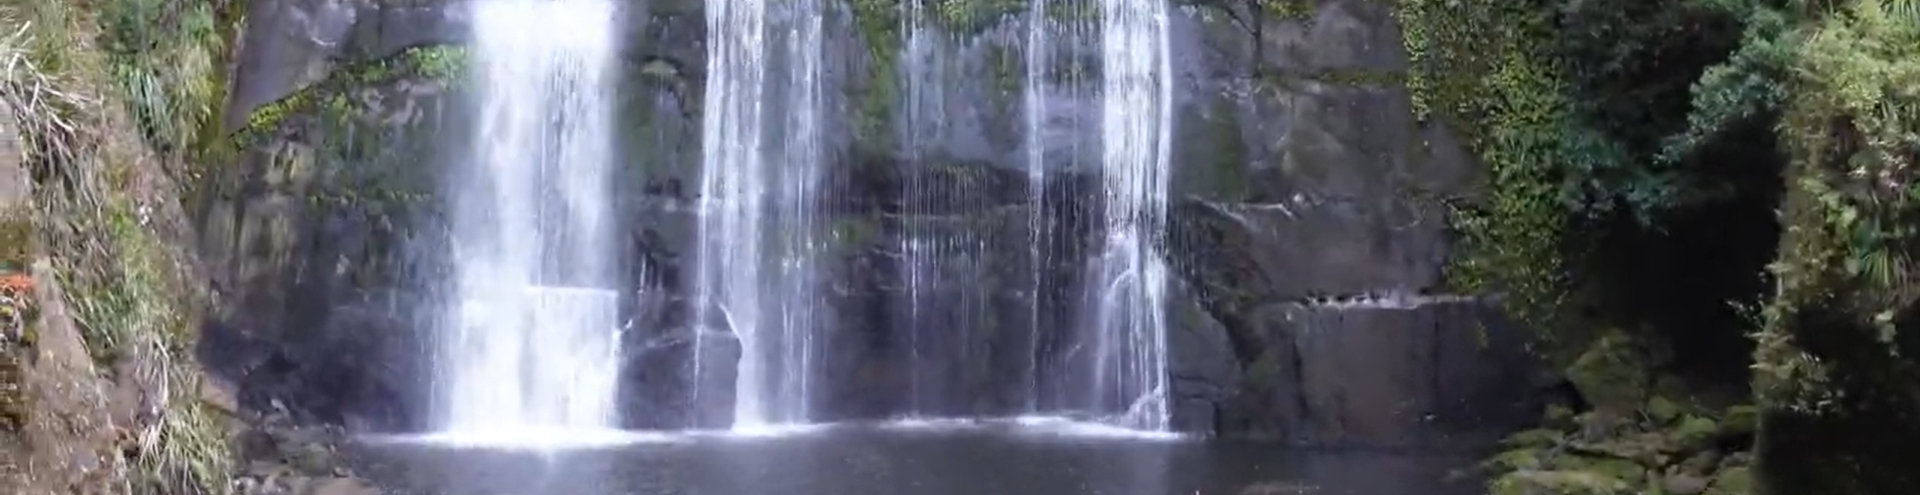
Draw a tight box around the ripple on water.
[361,428,690,451]
[349,424,1481,495]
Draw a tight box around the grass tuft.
[1,2,234,493]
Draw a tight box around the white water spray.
[1082,0,1175,431]
[436,0,623,437]
[693,0,827,430]
[1021,0,1052,414]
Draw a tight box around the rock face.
[201,0,1545,447]
[198,44,462,432]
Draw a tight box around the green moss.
[1243,350,1283,389]
[1317,69,1407,87]
[1258,0,1316,23]
[231,45,470,148]
[1560,456,1647,487]
[1393,0,1645,335]
[929,0,1024,34]
[5,2,244,491]
[985,45,1021,101]
[850,0,902,151]
[1502,428,1566,449]
[831,218,880,255]
[1564,330,1652,414]
[1483,448,1544,471]
[1490,470,1634,495]
[1670,415,1720,451]
[1646,396,1681,424]
[1706,466,1752,495]
[1719,404,1757,439]
[0,216,32,269]
[1186,104,1249,201]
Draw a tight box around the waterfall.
[766,0,829,427]
[694,0,828,430]
[1080,0,1174,431]
[1021,0,1051,415]
[899,0,935,417]
[436,0,622,436]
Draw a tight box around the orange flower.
[0,273,32,298]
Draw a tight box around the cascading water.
[765,0,829,427]
[1021,0,1052,415]
[1078,0,1174,431]
[693,0,827,430]
[436,0,622,437]
[899,0,934,418]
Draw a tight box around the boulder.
[1564,330,1653,416]
[617,297,740,430]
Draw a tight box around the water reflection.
[353,421,1478,495]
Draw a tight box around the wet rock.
[1166,279,1239,433]
[1679,450,1721,473]
[204,0,1519,449]
[618,301,740,430]
[303,476,383,495]
[1475,363,1759,495]
[226,0,468,129]
[1239,481,1320,494]
[233,406,389,495]
[1216,300,1545,447]
[1662,472,1711,495]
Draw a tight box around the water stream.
[434,0,624,440]
[693,0,829,430]
[1080,0,1175,430]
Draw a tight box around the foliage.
[1395,0,1629,331]
[1394,0,1819,338]
[232,45,470,148]
[929,0,1024,34]
[1757,0,1920,411]
[0,1,236,493]
[851,0,904,151]
[1659,2,1799,163]
[96,0,232,157]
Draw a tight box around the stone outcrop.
[1477,330,1758,495]
[202,0,1544,450]
[199,47,462,432]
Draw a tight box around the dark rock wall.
[201,0,1546,447]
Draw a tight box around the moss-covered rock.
[1717,405,1756,440]
[231,45,468,148]
[1504,428,1566,449]
[1564,330,1653,415]
[1669,415,1719,451]
[1558,456,1647,487]
[1485,448,1547,472]
[1480,377,1758,495]
[1704,466,1751,495]
[1490,470,1634,495]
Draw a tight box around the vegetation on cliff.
[0,0,241,492]
[1400,0,1919,492]
[1752,0,1920,491]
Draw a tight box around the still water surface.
[354,419,1479,495]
